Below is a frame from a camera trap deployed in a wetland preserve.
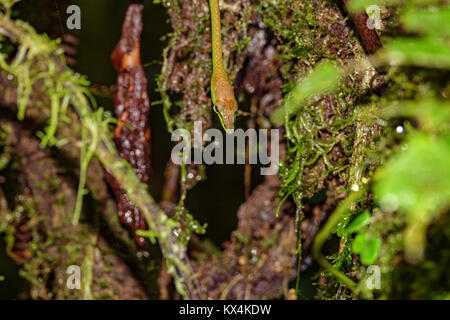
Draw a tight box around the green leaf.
[383,37,450,69]
[352,233,381,266]
[136,229,160,244]
[374,133,450,262]
[347,0,441,12]
[346,211,371,234]
[352,233,366,254]
[401,7,450,38]
[360,235,381,266]
[379,99,450,132]
[374,133,450,219]
[346,0,390,12]
[270,60,340,125]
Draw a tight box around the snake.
[209,0,238,134]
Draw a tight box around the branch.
[0,9,200,299]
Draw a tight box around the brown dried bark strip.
[342,0,382,54]
[105,3,151,246]
[1,120,148,299]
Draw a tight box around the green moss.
[265,0,450,299]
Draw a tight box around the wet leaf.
[352,233,381,265]
[383,37,450,69]
[374,134,450,218]
[271,60,340,124]
[346,211,371,234]
[374,133,450,262]
[402,7,450,38]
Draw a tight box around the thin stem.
[312,187,366,291]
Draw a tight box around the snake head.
[212,76,238,134]
[213,101,237,134]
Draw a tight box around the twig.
[312,187,366,291]
[0,10,201,299]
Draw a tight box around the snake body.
[209,0,238,133]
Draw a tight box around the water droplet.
[395,125,404,134]
[245,83,255,94]
[380,193,399,212]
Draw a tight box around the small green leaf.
[347,0,440,13]
[352,233,365,254]
[379,99,450,132]
[360,235,381,266]
[374,133,450,263]
[352,233,382,265]
[136,229,160,244]
[346,211,371,234]
[402,7,450,38]
[346,0,389,12]
[374,134,450,218]
[383,37,450,69]
[270,60,340,125]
